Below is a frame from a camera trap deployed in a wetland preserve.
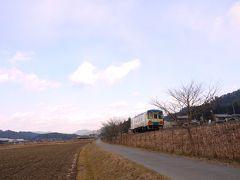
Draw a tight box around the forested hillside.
[32,133,78,141]
[0,130,78,141]
[0,130,38,140]
[214,89,240,114]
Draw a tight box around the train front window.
[154,114,158,119]
[148,113,152,119]
[159,114,162,119]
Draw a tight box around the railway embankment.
[104,122,240,163]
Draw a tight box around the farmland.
[0,140,90,180]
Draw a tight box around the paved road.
[96,140,240,180]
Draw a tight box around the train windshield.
[147,110,163,119]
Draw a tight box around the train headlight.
[148,121,152,125]
[160,120,164,125]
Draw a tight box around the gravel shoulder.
[97,140,240,180]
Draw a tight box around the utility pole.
[211,110,216,121]
[232,103,236,114]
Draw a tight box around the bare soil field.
[0,140,90,180]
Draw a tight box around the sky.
[0,0,239,133]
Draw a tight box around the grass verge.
[76,142,168,180]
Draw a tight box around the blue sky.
[0,0,239,133]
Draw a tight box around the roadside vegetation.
[77,142,168,180]
[101,118,130,142]
[101,82,240,163]
[106,122,240,163]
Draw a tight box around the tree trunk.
[186,126,194,154]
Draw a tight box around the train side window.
[154,114,158,119]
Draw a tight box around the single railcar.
[131,109,164,133]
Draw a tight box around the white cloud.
[103,59,141,84]
[0,68,60,91]
[69,62,99,86]
[69,59,141,86]
[10,51,34,63]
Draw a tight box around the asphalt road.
[96,140,240,180]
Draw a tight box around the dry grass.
[108,122,240,163]
[77,143,168,180]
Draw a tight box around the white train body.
[131,109,164,132]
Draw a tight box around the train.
[130,109,164,133]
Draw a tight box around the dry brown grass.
[107,122,240,163]
[77,143,168,180]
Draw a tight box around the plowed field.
[0,140,89,180]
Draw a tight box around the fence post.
[145,131,146,148]
[171,129,174,153]
[196,127,199,155]
[154,130,156,150]
[181,130,184,154]
[161,131,163,151]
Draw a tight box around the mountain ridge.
[0,130,78,141]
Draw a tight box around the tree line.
[101,118,130,141]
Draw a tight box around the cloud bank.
[0,68,60,91]
[1,100,152,133]
[9,51,34,63]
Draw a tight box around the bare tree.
[118,117,131,134]
[101,118,130,142]
[101,119,120,142]
[152,81,218,150]
[151,100,179,122]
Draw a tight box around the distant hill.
[75,129,99,135]
[213,89,240,114]
[217,89,240,106]
[32,132,78,141]
[0,130,78,141]
[0,130,38,140]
